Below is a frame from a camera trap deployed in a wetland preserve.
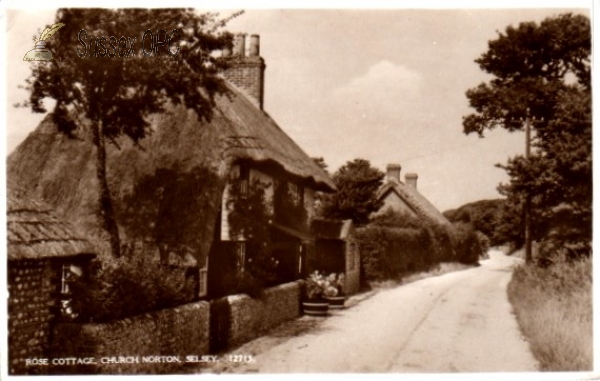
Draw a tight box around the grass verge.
[507,256,592,371]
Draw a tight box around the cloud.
[304,61,428,169]
[326,60,426,140]
[332,60,423,117]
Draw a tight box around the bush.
[536,236,591,267]
[476,231,491,258]
[450,223,484,265]
[70,248,197,322]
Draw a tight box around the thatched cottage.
[7,34,335,298]
[7,187,95,374]
[375,164,449,225]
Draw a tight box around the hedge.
[356,211,484,282]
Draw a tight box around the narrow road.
[228,250,538,373]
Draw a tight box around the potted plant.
[302,271,336,316]
[324,273,346,309]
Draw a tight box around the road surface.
[227,250,539,373]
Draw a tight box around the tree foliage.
[115,164,222,265]
[463,13,590,135]
[319,158,385,225]
[463,13,591,258]
[443,199,507,246]
[21,8,239,257]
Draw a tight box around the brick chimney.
[222,33,266,110]
[405,173,418,189]
[386,164,401,184]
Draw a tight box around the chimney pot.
[222,32,265,110]
[233,33,246,57]
[386,164,401,184]
[405,173,418,189]
[249,34,260,57]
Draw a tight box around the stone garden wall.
[227,281,302,347]
[11,267,301,375]
[210,280,302,351]
[50,301,210,374]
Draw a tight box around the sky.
[2,1,593,213]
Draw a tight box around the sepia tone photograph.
[1,1,594,379]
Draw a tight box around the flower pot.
[302,301,329,316]
[325,295,346,309]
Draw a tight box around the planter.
[302,301,329,316]
[325,295,346,309]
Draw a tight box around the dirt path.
[201,250,538,373]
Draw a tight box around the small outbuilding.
[7,189,96,375]
[309,219,360,295]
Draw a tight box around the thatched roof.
[311,219,354,240]
[215,83,335,191]
[7,83,334,265]
[377,181,450,225]
[7,187,95,261]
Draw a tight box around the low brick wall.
[210,281,302,350]
[50,301,210,375]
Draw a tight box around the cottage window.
[289,182,304,206]
[60,263,82,319]
[239,165,249,198]
[237,241,246,272]
[61,263,71,294]
[60,263,81,294]
[198,260,208,298]
[298,244,304,275]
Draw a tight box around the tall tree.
[21,9,239,257]
[319,158,384,225]
[462,13,591,258]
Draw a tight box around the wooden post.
[524,110,533,264]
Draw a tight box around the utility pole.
[524,109,533,264]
